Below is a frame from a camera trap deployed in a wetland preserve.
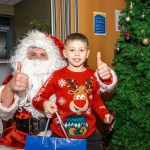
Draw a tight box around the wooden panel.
[78,0,126,69]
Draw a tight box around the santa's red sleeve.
[0,75,19,121]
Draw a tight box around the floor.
[0,145,23,150]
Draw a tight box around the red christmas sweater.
[32,66,110,139]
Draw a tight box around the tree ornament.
[142,38,150,45]
[129,2,133,14]
[139,14,146,21]
[140,0,146,3]
[124,32,130,36]
[124,32,131,42]
[125,16,131,22]
[125,56,131,60]
[115,43,121,53]
[125,36,131,42]
[129,10,133,14]
[139,7,146,21]
[130,2,133,9]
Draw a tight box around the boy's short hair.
[65,33,89,47]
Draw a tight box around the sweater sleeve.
[92,82,110,122]
[32,73,56,111]
[94,68,118,93]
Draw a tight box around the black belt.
[15,117,48,134]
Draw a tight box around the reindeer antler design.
[84,77,94,89]
[67,78,79,90]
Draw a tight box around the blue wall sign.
[94,12,106,35]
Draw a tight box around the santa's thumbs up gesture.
[97,52,111,80]
[1,62,29,107]
[8,61,29,93]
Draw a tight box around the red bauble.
[124,32,130,36]
[140,0,146,3]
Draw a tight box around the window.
[0,16,12,60]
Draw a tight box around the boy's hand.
[104,113,115,132]
[43,101,57,118]
[7,61,29,93]
[97,52,111,80]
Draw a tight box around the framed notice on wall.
[94,12,106,35]
[115,10,122,31]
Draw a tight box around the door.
[0,31,7,59]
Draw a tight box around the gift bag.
[25,135,86,150]
[25,112,86,150]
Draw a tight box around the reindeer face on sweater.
[67,78,93,114]
[69,85,92,114]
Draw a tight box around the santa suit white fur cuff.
[0,85,19,121]
[95,68,118,93]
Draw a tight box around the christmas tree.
[107,0,150,149]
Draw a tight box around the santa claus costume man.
[0,30,117,149]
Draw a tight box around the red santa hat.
[45,32,64,58]
[18,30,64,58]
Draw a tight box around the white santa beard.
[21,59,52,92]
[17,58,56,118]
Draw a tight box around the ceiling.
[0,0,22,5]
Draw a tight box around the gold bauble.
[142,38,150,45]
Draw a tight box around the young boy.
[32,33,113,150]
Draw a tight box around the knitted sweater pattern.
[33,66,109,139]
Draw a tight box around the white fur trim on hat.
[19,30,59,54]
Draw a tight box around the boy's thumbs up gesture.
[8,61,29,93]
[97,52,111,80]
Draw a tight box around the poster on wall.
[115,10,122,31]
[94,12,106,35]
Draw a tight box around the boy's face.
[63,40,90,71]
